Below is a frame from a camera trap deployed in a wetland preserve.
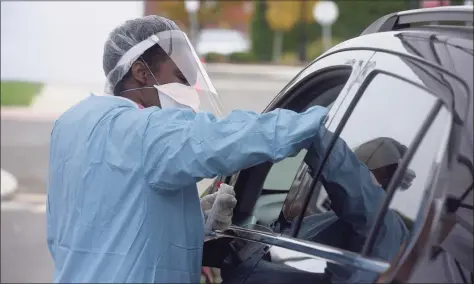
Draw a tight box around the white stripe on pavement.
[1,181,214,214]
[1,192,47,214]
[1,200,46,214]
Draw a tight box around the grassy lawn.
[1,81,43,106]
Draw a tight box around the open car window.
[250,70,353,228]
[262,79,347,192]
[280,71,453,282]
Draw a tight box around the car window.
[241,70,354,228]
[262,84,343,192]
[229,51,376,231]
[291,73,452,264]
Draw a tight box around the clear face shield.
[105,30,224,117]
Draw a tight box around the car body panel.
[203,21,473,284]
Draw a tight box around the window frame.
[230,67,354,226]
[223,50,378,227]
[290,66,455,258]
[204,48,467,279]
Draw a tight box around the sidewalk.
[1,83,102,121]
[1,169,18,200]
[0,63,303,121]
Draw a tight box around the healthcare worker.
[46,15,330,283]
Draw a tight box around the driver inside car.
[218,135,414,284]
[292,136,414,283]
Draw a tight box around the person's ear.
[131,61,149,86]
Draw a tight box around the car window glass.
[386,106,451,223]
[262,84,344,191]
[291,74,451,270]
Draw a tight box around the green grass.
[1,81,43,106]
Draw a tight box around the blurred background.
[1,0,472,283]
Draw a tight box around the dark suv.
[202,6,474,284]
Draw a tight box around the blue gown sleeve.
[142,106,328,191]
[306,129,408,282]
[46,196,56,260]
[306,129,390,236]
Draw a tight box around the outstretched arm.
[143,107,328,191]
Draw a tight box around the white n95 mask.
[155,83,200,113]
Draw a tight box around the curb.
[1,169,19,201]
[1,107,62,122]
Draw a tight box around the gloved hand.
[400,168,416,190]
[200,183,237,231]
[200,192,218,214]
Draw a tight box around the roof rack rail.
[361,6,474,35]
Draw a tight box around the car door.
[263,50,461,282]
[226,50,376,226]
[201,49,377,282]
[203,48,461,283]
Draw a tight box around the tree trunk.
[272,31,284,63]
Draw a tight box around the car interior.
[201,67,355,281]
[230,67,353,230]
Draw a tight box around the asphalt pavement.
[0,75,287,283]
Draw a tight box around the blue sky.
[1,1,143,85]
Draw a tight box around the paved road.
[0,75,287,283]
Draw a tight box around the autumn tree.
[145,0,252,32]
[265,1,300,62]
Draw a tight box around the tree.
[265,1,300,62]
[250,1,273,62]
[214,1,252,29]
[146,1,252,33]
[301,0,319,23]
[146,1,189,29]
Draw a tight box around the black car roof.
[361,5,473,36]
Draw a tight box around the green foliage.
[331,0,409,40]
[1,81,43,106]
[229,52,256,63]
[253,0,422,62]
[204,52,228,63]
[279,52,300,65]
[306,37,344,60]
[250,0,273,62]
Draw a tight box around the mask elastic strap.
[119,86,155,94]
[140,56,161,86]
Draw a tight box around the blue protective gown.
[46,94,328,283]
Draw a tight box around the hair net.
[103,15,180,94]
